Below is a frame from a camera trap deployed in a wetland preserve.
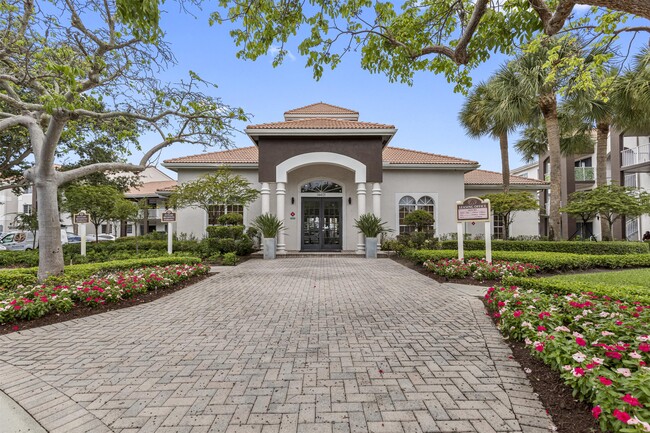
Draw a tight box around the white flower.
[554,326,570,333]
[572,332,584,339]
[616,368,632,377]
[638,335,649,342]
[599,312,609,318]
[572,352,586,363]
[630,352,642,359]
[525,338,533,346]
[592,357,604,365]
[563,365,572,371]
[524,368,532,374]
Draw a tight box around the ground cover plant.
[0,263,209,325]
[424,258,539,281]
[485,286,650,432]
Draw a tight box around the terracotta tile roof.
[247,118,395,130]
[126,180,177,196]
[464,169,548,185]
[164,146,476,166]
[382,147,478,165]
[163,147,259,164]
[284,102,358,116]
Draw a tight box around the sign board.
[74,211,89,224]
[161,210,176,223]
[456,197,491,222]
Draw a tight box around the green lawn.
[546,268,650,290]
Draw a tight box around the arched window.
[301,180,343,194]
[417,196,435,232]
[398,196,416,234]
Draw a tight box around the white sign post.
[74,211,90,256]
[161,210,177,254]
[456,197,492,263]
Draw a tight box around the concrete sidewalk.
[0,258,553,432]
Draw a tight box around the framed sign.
[161,210,177,223]
[74,211,90,224]
[456,197,491,222]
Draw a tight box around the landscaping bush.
[206,225,245,240]
[485,286,650,433]
[0,257,202,292]
[0,251,40,268]
[404,249,650,272]
[437,240,649,255]
[0,262,209,324]
[222,252,239,266]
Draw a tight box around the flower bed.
[486,286,650,432]
[423,258,539,281]
[0,263,209,324]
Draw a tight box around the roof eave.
[161,162,259,171]
[464,183,549,190]
[383,163,480,171]
[245,128,397,145]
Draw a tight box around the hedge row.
[0,256,202,292]
[0,249,199,268]
[502,275,650,304]
[436,240,649,255]
[404,249,650,272]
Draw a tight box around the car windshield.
[1,234,14,244]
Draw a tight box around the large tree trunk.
[35,177,65,280]
[541,93,562,241]
[499,132,511,193]
[596,123,611,240]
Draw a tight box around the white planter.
[365,237,378,259]
[263,237,277,260]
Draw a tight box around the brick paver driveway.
[0,258,553,433]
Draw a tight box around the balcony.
[574,167,595,182]
[147,208,165,219]
[621,143,650,172]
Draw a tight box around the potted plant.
[251,213,285,259]
[353,213,392,258]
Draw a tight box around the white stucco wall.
[463,188,540,239]
[381,169,466,238]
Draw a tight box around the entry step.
[250,251,392,259]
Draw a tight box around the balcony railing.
[626,217,640,241]
[147,208,164,219]
[621,143,650,167]
[574,167,595,182]
[624,173,638,189]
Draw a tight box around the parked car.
[66,233,81,244]
[0,229,68,250]
[86,234,116,242]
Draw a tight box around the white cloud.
[268,46,296,62]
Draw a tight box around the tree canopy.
[481,191,540,240]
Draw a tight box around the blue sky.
[141,7,647,178]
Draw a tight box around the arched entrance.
[300,180,343,251]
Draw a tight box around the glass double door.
[301,197,342,251]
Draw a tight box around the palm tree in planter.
[251,213,284,259]
[354,213,392,259]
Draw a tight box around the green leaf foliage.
[354,213,392,237]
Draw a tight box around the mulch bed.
[0,272,213,336]
[391,256,603,433]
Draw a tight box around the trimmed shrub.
[206,225,245,240]
[0,251,40,268]
[222,252,239,266]
[0,257,202,292]
[502,276,650,304]
[404,249,650,272]
[217,213,244,226]
[437,240,649,255]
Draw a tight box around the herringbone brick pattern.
[0,258,553,432]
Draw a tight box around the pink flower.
[576,337,587,347]
[513,310,522,318]
[537,326,547,332]
[613,409,631,423]
[534,342,544,352]
[616,368,632,377]
[606,351,622,360]
[572,367,585,377]
[538,311,551,319]
[592,406,601,419]
[622,394,642,407]
[639,342,650,352]
[599,376,613,386]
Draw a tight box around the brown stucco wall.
[257,136,384,183]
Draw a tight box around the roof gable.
[464,169,548,187]
[284,102,359,120]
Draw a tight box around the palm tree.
[489,39,585,240]
[515,114,594,163]
[459,79,527,193]
[611,47,650,135]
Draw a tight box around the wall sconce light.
[348,197,352,205]
[291,197,295,205]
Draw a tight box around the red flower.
[535,344,544,352]
[498,301,506,307]
[537,326,547,332]
[599,376,613,386]
[592,406,601,419]
[538,311,551,319]
[605,351,622,360]
[585,363,596,370]
[615,321,623,326]
[621,394,642,407]
[576,337,586,347]
[13,305,21,310]
[11,325,19,332]
[639,342,650,353]
[513,310,522,318]
[613,409,631,423]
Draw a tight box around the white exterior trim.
[394,192,440,234]
[276,152,367,184]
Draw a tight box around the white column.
[167,222,173,254]
[356,182,366,254]
[276,182,286,254]
[261,182,270,214]
[372,183,381,217]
